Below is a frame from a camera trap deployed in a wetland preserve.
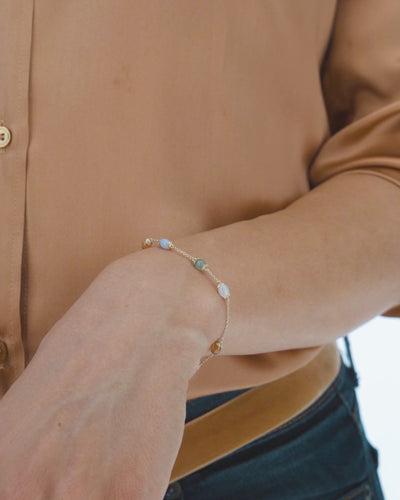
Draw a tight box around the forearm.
[3,173,398,499]
[133,171,400,359]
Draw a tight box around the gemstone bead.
[141,238,153,249]
[194,259,206,270]
[217,283,230,298]
[211,340,222,354]
[159,238,172,249]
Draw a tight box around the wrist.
[109,247,225,377]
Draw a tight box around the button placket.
[0,0,35,393]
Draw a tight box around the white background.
[337,316,399,500]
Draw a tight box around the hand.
[0,251,212,499]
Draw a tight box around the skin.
[0,172,399,499]
[0,251,212,500]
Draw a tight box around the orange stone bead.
[142,238,153,249]
[210,340,222,354]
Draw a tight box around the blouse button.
[0,340,8,363]
[0,124,12,149]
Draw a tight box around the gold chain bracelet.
[141,237,230,369]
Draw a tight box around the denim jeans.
[164,337,385,499]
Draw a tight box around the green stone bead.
[194,259,206,270]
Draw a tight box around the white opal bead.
[159,238,172,249]
[217,283,230,298]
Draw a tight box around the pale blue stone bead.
[159,238,171,249]
[217,283,230,298]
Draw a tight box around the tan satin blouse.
[1,0,400,399]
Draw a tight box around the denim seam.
[341,481,371,500]
[335,385,374,492]
[335,388,363,436]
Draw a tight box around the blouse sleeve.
[308,0,400,318]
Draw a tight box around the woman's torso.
[0,0,338,398]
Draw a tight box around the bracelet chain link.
[141,237,230,369]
